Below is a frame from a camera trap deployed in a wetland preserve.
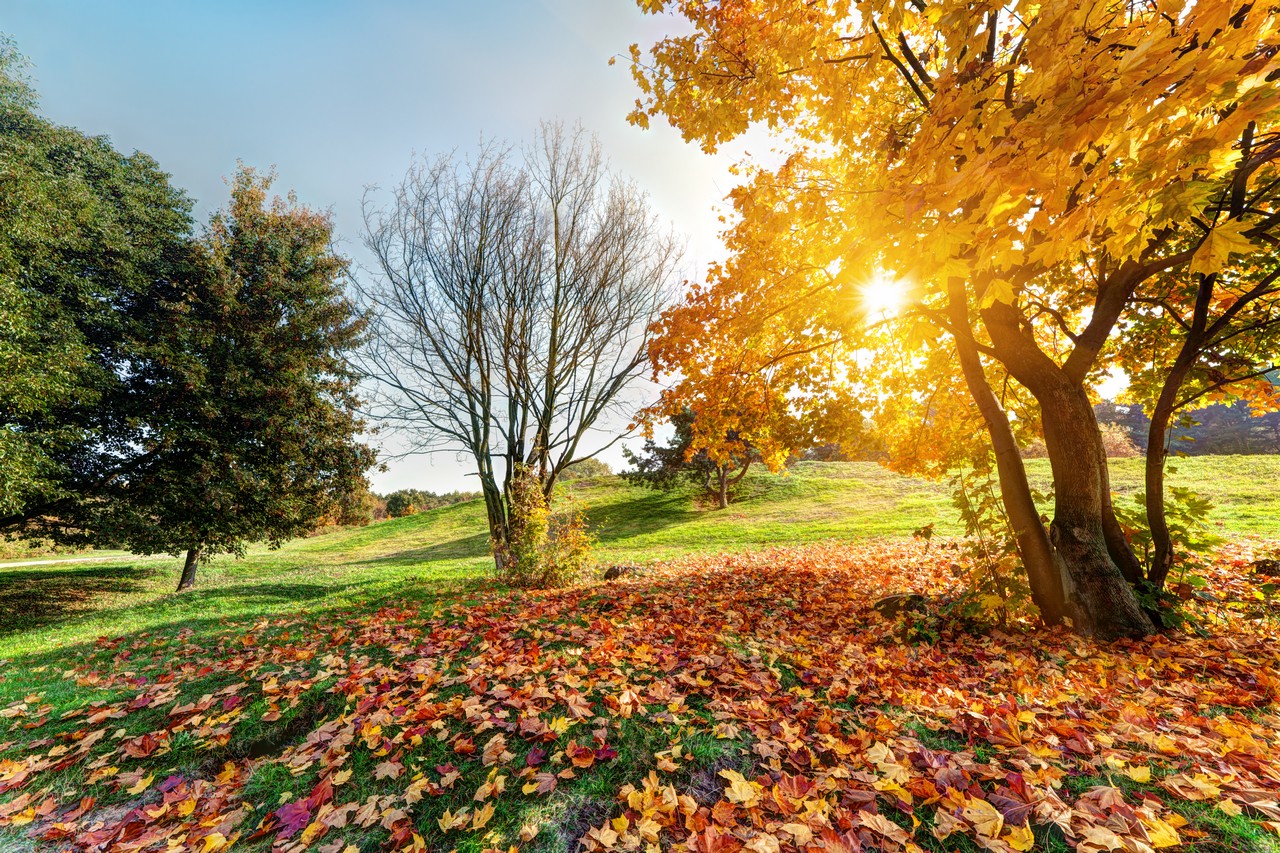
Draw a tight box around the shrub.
[495,465,594,588]
[560,458,613,480]
[1099,422,1140,458]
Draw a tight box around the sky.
[1,0,751,493]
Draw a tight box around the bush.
[381,488,481,518]
[494,465,593,588]
[560,458,613,480]
[1099,421,1140,458]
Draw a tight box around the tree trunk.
[479,475,510,574]
[946,281,1066,624]
[717,466,729,509]
[1040,383,1155,639]
[177,547,200,591]
[1145,355,1196,592]
[1099,442,1144,586]
[973,296,1152,640]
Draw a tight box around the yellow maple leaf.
[127,774,154,795]
[744,833,781,853]
[719,769,762,807]
[199,833,228,853]
[962,797,1004,840]
[781,822,814,844]
[437,808,468,832]
[1143,816,1182,848]
[1189,219,1256,276]
[1004,823,1035,852]
[1126,765,1152,783]
[472,801,495,830]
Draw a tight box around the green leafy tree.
[559,458,613,481]
[623,410,758,509]
[0,39,195,530]
[89,169,376,590]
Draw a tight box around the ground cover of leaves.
[1,541,1279,853]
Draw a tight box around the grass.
[0,456,1276,660]
[2,457,1278,851]
[4,457,1278,660]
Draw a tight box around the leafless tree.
[358,123,680,561]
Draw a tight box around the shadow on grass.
[0,564,159,637]
[585,491,702,543]
[354,532,493,567]
[0,572,492,674]
[188,581,341,606]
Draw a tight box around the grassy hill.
[4,457,1280,659]
[2,458,1279,852]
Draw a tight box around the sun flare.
[859,276,905,318]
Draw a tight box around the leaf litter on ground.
[0,540,1278,852]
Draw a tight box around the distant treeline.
[315,461,619,531]
[378,489,481,519]
[1096,400,1280,455]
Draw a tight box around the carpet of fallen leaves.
[2,540,1279,853]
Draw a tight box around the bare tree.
[359,123,680,564]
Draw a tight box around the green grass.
[2,457,1278,851]
[4,457,1280,661]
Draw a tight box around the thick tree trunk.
[480,477,510,574]
[1099,442,1144,586]
[177,547,200,591]
[1040,383,1154,639]
[717,467,729,509]
[965,293,1155,639]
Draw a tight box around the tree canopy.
[1,48,375,588]
[628,0,1280,637]
[0,42,194,530]
[360,123,679,569]
[85,169,377,589]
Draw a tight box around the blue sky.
[2,0,747,492]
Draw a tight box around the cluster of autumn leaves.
[1,540,1278,851]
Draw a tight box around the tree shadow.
[187,581,343,606]
[0,563,159,637]
[354,532,493,568]
[586,491,703,544]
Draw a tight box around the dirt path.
[0,554,172,569]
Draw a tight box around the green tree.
[0,39,195,530]
[623,410,757,509]
[89,169,376,590]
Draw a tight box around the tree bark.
[1039,382,1155,639]
[717,466,729,509]
[1099,442,1145,586]
[946,281,1066,624]
[177,547,200,591]
[1144,355,1195,591]
[976,297,1152,639]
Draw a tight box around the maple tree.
[1116,231,1280,593]
[635,276,869,508]
[626,0,1280,638]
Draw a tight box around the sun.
[859,275,905,318]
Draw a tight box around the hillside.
[1,459,1279,852]
[4,457,1279,660]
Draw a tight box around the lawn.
[1,459,1279,852]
